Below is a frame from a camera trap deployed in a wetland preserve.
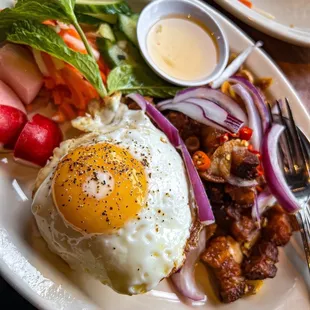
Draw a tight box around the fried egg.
[32,96,193,295]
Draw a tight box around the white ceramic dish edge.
[0,1,309,310]
[215,0,310,47]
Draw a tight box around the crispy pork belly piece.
[205,182,226,204]
[263,205,293,246]
[166,111,188,131]
[201,236,245,303]
[166,111,201,140]
[231,215,258,243]
[225,184,255,206]
[225,204,242,221]
[201,126,223,151]
[243,241,278,280]
[230,148,259,180]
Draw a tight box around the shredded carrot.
[59,102,77,120]
[36,28,110,123]
[43,20,57,26]
[44,77,56,90]
[61,66,90,110]
[77,110,85,117]
[62,34,88,54]
[98,57,109,73]
[98,57,110,80]
[86,36,97,46]
[100,71,107,84]
[59,28,80,40]
[52,86,71,105]
[52,89,63,105]
[58,28,88,54]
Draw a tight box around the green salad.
[0,0,181,98]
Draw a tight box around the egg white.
[32,102,193,295]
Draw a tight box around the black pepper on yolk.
[52,143,148,234]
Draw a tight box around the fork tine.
[296,207,310,271]
[276,100,295,174]
[285,98,310,179]
[267,102,274,122]
[269,101,290,171]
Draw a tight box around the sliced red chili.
[239,126,253,141]
[192,151,211,172]
[220,133,230,145]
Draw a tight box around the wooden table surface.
[1,1,310,309]
[207,0,310,111]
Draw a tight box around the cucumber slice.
[130,13,140,22]
[76,13,102,24]
[113,27,127,41]
[85,12,118,24]
[75,0,132,15]
[97,34,143,68]
[97,23,116,42]
[97,38,129,67]
[118,13,139,46]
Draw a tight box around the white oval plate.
[215,0,310,47]
[0,0,309,309]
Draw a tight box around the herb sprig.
[0,0,107,97]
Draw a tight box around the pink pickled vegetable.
[0,44,43,104]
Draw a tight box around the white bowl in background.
[137,0,229,87]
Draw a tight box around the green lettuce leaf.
[7,20,105,97]
[107,64,181,98]
[0,0,73,35]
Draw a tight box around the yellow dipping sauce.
[147,15,218,81]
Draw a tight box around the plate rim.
[214,0,310,47]
[1,0,310,309]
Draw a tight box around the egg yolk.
[52,143,148,234]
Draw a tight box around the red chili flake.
[256,165,264,176]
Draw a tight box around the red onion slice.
[178,139,215,225]
[257,188,277,217]
[157,99,173,108]
[226,175,258,187]
[171,87,248,125]
[261,124,300,213]
[158,98,244,133]
[229,76,270,133]
[211,41,263,89]
[231,84,263,150]
[127,94,215,225]
[171,228,207,301]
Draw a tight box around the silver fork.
[269,98,310,274]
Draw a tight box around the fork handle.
[296,207,310,274]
